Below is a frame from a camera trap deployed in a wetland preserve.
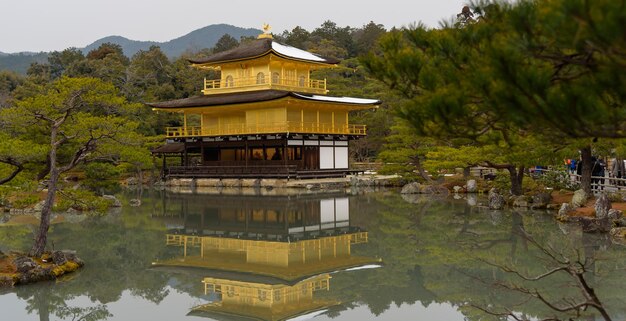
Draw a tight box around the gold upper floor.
[161,98,371,138]
[196,54,331,95]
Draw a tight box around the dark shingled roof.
[147,90,381,109]
[188,38,339,65]
[147,90,291,109]
[151,142,184,154]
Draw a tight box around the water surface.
[1,189,625,321]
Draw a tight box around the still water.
[1,189,625,321]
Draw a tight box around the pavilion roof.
[147,90,381,110]
[188,38,339,65]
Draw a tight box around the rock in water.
[400,182,421,194]
[532,192,552,209]
[467,194,477,206]
[102,195,122,207]
[571,189,589,208]
[421,185,450,195]
[513,196,530,207]
[594,193,611,219]
[580,217,611,233]
[129,199,142,207]
[488,188,505,210]
[466,179,477,193]
[610,227,626,239]
[51,251,68,265]
[557,203,573,219]
[453,185,462,193]
[608,209,623,221]
[13,256,36,273]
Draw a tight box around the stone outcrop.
[557,203,573,220]
[400,182,421,194]
[102,195,122,207]
[2,251,84,287]
[610,227,626,238]
[512,196,530,208]
[466,179,477,193]
[13,256,37,273]
[608,209,623,221]
[531,192,552,209]
[571,189,589,208]
[594,193,611,219]
[488,188,505,210]
[400,182,449,195]
[579,217,611,233]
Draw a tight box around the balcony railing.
[202,76,327,95]
[165,121,366,138]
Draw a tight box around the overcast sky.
[0,0,464,53]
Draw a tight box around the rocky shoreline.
[0,250,84,287]
[399,180,626,244]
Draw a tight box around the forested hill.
[0,24,261,74]
[83,24,261,57]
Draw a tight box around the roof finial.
[258,23,273,39]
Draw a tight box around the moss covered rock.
[0,251,84,287]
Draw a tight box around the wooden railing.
[203,76,327,95]
[165,122,366,137]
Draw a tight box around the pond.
[1,188,625,321]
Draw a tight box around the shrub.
[537,170,579,191]
[54,189,110,213]
[83,162,121,192]
[12,194,40,209]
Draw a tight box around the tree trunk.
[30,128,59,257]
[412,156,432,182]
[508,165,524,196]
[30,170,58,257]
[580,146,592,194]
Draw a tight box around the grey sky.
[0,0,464,53]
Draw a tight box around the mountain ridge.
[0,24,262,74]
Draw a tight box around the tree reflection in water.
[0,190,624,320]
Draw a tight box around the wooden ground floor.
[152,134,363,179]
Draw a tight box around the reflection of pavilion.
[154,193,359,242]
[190,274,337,321]
[153,193,379,320]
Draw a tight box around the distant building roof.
[151,142,184,154]
[188,38,339,65]
[147,90,381,110]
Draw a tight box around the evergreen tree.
[363,0,626,193]
[0,77,143,256]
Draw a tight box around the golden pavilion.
[150,26,380,179]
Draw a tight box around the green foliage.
[54,189,110,213]
[492,171,512,192]
[212,34,239,53]
[83,162,122,192]
[537,170,580,191]
[11,193,40,209]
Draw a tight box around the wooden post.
[183,143,188,167]
[162,155,166,179]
